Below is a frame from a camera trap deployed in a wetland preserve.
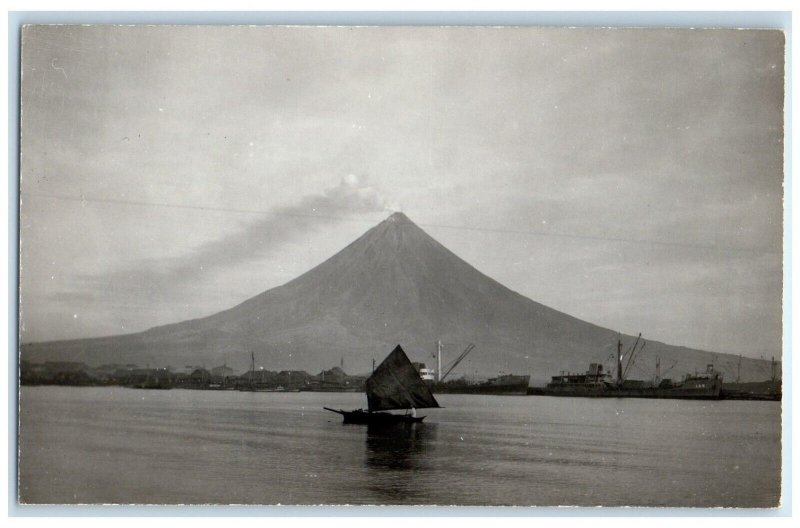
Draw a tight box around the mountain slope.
[20,212,776,382]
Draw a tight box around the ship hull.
[533,388,722,399]
[433,383,529,395]
[721,380,781,401]
[431,375,530,396]
[323,407,425,424]
[532,381,723,400]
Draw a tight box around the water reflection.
[362,421,438,504]
[365,422,437,471]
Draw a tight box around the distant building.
[211,365,235,378]
[190,368,211,383]
[168,366,195,383]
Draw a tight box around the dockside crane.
[623,339,646,381]
[439,343,476,382]
[616,333,646,385]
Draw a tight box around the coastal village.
[19,353,781,401]
[18,356,522,394]
[19,360,367,392]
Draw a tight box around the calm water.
[18,386,781,507]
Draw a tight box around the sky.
[19,26,784,359]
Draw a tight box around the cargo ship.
[534,363,723,399]
[720,356,781,401]
[432,374,531,395]
[531,335,724,400]
[413,342,530,395]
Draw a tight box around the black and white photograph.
[16,23,785,508]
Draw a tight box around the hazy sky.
[20,26,784,359]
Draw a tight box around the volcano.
[20,212,774,383]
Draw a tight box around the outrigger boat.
[324,345,440,424]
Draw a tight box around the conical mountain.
[21,212,775,382]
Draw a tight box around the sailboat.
[324,345,440,424]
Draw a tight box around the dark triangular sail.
[366,345,441,412]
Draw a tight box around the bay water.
[17,386,781,507]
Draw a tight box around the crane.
[615,333,646,384]
[439,343,476,382]
[622,339,646,381]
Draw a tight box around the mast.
[737,354,742,383]
[622,333,642,380]
[654,356,661,386]
[250,351,255,387]
[617,337,623,386]
[437,340,443,382]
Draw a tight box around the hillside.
[20,212,778,383]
